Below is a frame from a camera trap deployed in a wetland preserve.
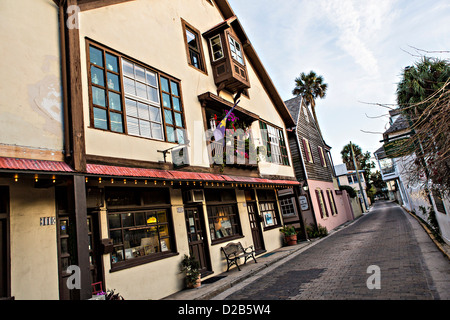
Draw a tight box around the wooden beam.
[65,0,86,172]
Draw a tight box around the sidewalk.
[161,239,319,300]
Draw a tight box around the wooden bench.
[221,242,257,271]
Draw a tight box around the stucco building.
[0,0,306,300]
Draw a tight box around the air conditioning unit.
[183,189,205,203]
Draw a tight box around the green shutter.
[259,121,271,160]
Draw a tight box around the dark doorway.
[184,206,211,276]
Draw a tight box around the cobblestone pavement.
[219,201,450,300]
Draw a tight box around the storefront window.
[207,204,241,241]
[257,189,281,229]
[109,209,172,265]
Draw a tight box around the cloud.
[317,0,396,78]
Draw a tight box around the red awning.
[0,157,73,173]
[86,163,299,186]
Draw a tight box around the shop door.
[184,207,211,275]
[246,202,265,254]
[0,217,7,298]
[57,215,103,300]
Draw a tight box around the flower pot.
[285,235,297,246]
[186,275,201,289]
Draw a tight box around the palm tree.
[292,71,328,135]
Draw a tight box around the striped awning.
[0,157,299,186]
[86,163,299,186]
[0,157,73,173]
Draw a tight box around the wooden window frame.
[227,33,245,66]
[160,75,188,144]
[207,203,243,245]
[86,39,186,144]
[318,146,327,167]
[87,45,126,133]
[259,120,290,166]
[181,19,208,75]
[327,189,338,216]
[302,138,314,163]
[315,188,329,219]
[107,208,177,272]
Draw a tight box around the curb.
[402,206,450,261]
[194,241,316,300]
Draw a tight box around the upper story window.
[209,35,224,61]
[228,34,244,65]
[87,41,186,144]
[182,19,207,73]
[259,121,289,166]
[317,146,327,167]
[302,138,314,163]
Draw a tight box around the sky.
[227,0,450,166]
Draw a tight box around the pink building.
[285,96,354,234]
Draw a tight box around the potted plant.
[280,225,297,246]
[180,254,201,289]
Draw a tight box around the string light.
[98,177,102,184]
[14,174,18,182]
[52,175,56,183]
[111,178,114,184]
[35,174,38,182]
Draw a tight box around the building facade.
[284,96,353,233]
[0,0,303,300]
[375,109,450,245]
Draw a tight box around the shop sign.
[299,196,309,210]
[383,138,414,158]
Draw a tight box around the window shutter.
[302,139,310,162]
[321,190,329,217]
[259,121,271,159]
[315,189,323,219]
[318,146,324,166]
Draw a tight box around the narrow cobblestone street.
[216,201,450,300]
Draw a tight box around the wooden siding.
[295,103,334,182]
[287,130,306,181]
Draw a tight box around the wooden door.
[184,207,211,275]
[247,202,265,253]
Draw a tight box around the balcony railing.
[207,140,258,168]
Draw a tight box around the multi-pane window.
[161,77,185,144]
[207,205,241,241]
[182,20,206,73]
[259,121,289,165]
[280,197,297,217]
[257,189,281,229]
[210,35,224,61]
[228,35,244,65]
[123,59,163,140]
[89,46,124,133]
[87,42,186,143]
[108,209,173,265]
